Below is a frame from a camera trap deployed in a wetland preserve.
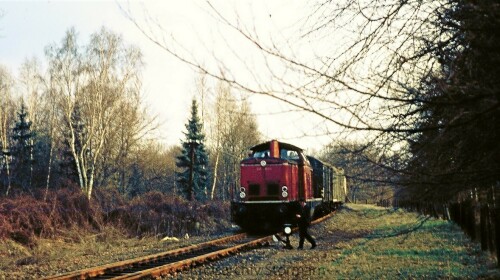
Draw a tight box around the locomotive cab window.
[280,149,299,160]
[253,150,270,158]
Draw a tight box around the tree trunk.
[4,154,11,196]
[44,142,54,201]
[211,150,220,200]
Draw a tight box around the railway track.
[43,211,336,280]
[43,233,271,280]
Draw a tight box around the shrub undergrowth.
[0,188,230,246]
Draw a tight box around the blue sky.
[0,1,205,146]
[0,1,333,151]
[1,1,128,69]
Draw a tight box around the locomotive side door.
[297,153,311,200]
[298,160,305,199]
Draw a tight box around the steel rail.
[112,235,273,279]
[122,211,337,279]
[44,208,338,280]
[311,210,336,226]
[43,233,248,280]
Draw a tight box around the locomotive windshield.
[280,149,299,160]
[247,140,306,162]
[251,149,300,160]
[253,150,270,158]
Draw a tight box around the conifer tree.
[176,99,209,201]
[127,163,146,197]
[11,102,35,191]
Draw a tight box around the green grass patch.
[321,204,498,279]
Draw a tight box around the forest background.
[0,0,498,247]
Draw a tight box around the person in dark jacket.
[295,198,317,249]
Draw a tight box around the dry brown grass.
[0,225,228,279]
[0,188,231,279]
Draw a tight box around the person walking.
[295,198,317,249]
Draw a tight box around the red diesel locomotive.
[231,140,347,233]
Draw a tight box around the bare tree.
[121,1,450,169]
[130,141,180,196]
[206,80,261,200]
[46,27,146,199]
[18,58,44,131]
[125,1,499,201]
[46,28,88,195]
[99,86,157,193]
[17,58,52,193]
[0,65,15,195]
[319,141,396,203]
[21,57,64,198]
[206,80,228,199]
[124,1,447,136]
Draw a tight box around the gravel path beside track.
[166,204,499,279]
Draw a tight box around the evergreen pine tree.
[176,99,209,201]
[11,102,35,191]
[127,163,146,197]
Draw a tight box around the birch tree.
[46,28,85,195]
[18,58,44,131]
[83,28,144,197]
[0,66,15,195]
[207,81,260,200]
[207,81,228,200]
[46,27,144,199]
[18,58,55,194]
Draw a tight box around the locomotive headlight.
[260,160,267,167]
[239,192,246,199]
[284,226,292,235]
[281,186,288,197]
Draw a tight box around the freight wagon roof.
[307,155,345,174]
[250,140,303,152]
